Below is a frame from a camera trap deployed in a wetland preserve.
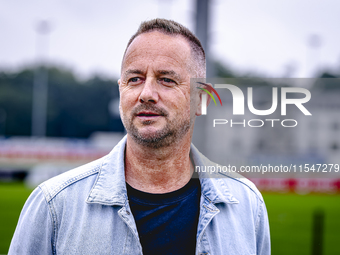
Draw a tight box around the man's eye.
[128,77,141,83]
[161,78,175,84]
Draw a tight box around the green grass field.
[0,182,32,254]
[0,183,339,254]
[263,192,340,255]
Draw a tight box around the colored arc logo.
[196,82,223,106]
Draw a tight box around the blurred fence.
[0,132,124,187]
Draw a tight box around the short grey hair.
[123,18,206,78]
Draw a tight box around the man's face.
[119,31,200,148]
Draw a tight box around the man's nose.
[139,79,159,103]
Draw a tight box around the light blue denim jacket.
[9,136,270,255]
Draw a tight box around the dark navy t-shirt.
[126,178,201,255]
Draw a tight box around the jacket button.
[126,211,130,215]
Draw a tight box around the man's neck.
[124,134,193,194]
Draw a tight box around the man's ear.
[118,79,121,86]
[196,87,212,116]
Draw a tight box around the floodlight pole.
[307,34,322,77]
[195,0,214,78]
[31,20,50,137]
[193,0,214,154]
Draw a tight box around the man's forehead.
[120,31,194,77]
[129,30,189,48]
[123,31,191,61]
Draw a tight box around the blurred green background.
[1,182,339,254]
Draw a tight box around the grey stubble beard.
[122,104,191,149]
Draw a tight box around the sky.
[0,0,339,80]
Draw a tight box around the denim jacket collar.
[86,136,128,206]
[190,143,239,204]
[86,135,239,206]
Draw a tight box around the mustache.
[131,104,169,117]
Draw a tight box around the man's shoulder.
[218,171,264,202]
[203,168,264,204]
[38,155,107,202]
[191,144,263,203]
[38,136,127,203]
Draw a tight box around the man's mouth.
[136,111,161,117]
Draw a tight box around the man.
[9,19,270,254]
